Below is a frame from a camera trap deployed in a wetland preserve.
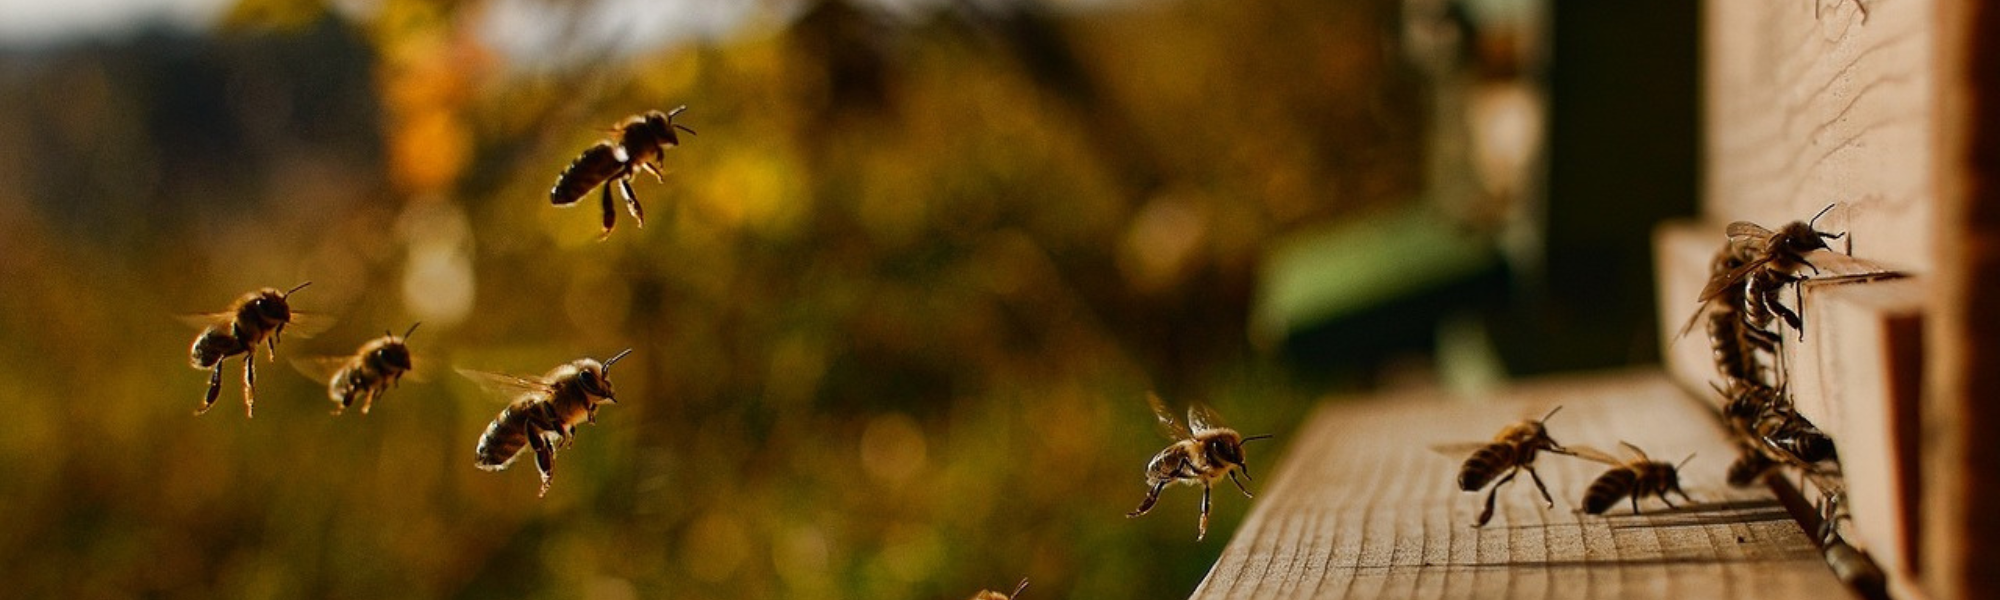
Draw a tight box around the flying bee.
[186,282,311,418]
[1126,392,1272,541]
[1432,406,1568,528]
[296,323,420,416]
[467,349,632,497]
[549,106,696,236]
[1572,442,1696,515]
[967,578,1029,600]
[1697,204,1846,336]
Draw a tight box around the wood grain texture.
[1704,0,1934,273]
[1188,371,1841,600]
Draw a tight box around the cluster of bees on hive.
[1435,206,1865,529]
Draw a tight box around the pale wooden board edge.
[1189,370,1841,600]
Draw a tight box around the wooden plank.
[1188,371,1841,600]
[1704,0,1935,274]
[1788,277,1923,583]
[1925,2,2000,599]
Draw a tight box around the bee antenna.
[1539,405,1564,422]
[1809,203,1837,229]
[675,124,697,136]
[1677,453,1698,470]
[1241,434,1275,443]
[284,281,313,296]
[1011,578,1030,597]
[668,105,688,117]
[602,348,635,370]
[403,322,422,339]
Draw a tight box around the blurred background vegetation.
[0,0,1695,598]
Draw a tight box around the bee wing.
[1672,303,1709,341]
[282,312,335,339]
[455,367,555,402]
[1565,444,1626,466]
[290,355,354,383]
[174,311,237,330]
[1428,441,1489,458]
[1145,391,1192,440]
[1187,401,1227,435]
[1617,440,1651,461]
[1695,255,1777,303]
[1724,221,1775,246]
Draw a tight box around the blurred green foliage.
[0,0,1424,597]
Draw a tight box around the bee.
[1573,442,1696,515]
[1697,204,1846,336]
[468,349,632,497]
[1724,443,1779,488]
[1126,392,1272,541]
[1434,406,1568,528]
[186,282,311,418]
[1757,407,1838,464]
[1679,242,1783,386]
[549,106,696,236]
[968,578,1029,600]
[297,323,420,416]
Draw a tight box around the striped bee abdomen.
[190,327,247,368]
[550,143,625,206]
[1457,443,1515,491]
[475,406,533,471]
[1582,468,1638,514]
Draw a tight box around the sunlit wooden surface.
[1189,370,1840,600]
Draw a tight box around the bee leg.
[1526,465,1555,508]
[1198,482,1212,541]
[1475,469,1519,528]
[197,365,223,415]
[1658,491,1679,510]
[530,432,557,498]
[358,388,376,415]
[1127,480,1168,517]
[1228,470,1254,499]
[242,354,257,418]
[598,181,618,236]
[618,177,645,228]
[1630,494,1643,515]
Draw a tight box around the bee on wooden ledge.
[1433,406,1570,527]
[1572,441,1696,515]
